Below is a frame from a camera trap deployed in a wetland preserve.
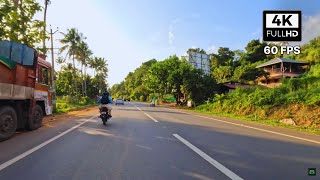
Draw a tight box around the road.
[0,102,319,180]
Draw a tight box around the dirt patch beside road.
[43,106,99,126]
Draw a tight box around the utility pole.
[47,25,59,113]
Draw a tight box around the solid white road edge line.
[195,115,320,145]
[0,115,98,171]
[162,107,192,115]
[173,134,244,180]
[134,105,159,122]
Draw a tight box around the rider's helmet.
[103,91,109,96]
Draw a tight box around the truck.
[0,40,53,141]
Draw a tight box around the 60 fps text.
[264,45,301,55]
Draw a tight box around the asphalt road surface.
[0,102,319,180]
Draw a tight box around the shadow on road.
[114,107,188,115]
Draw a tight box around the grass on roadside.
[196,109,320,135]
[168,105,320,135]
[55,96,97,114]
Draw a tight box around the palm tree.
[90,57,108,92]
[97,58,108,92]
[59,28,84,98]
[56,56,66,65]
[75,41,92,97]
[96,57,108,75]
[42,0,51,52]
[89,57,99,77]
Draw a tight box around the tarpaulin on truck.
[0,40,36,69]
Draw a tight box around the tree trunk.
[69,85,72,103]
[72,53,78,99]
[19,0,26,43]
[84,66,87,97]
[81,62,84,97]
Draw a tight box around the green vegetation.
[0,0,108,113]
[0,0,47,53]
[193,109,320,135]
[112,36,320,129]
[55,96,97,113]
[54,29,108,112]
[111,39,278,104]
[111,55,216,105]
[196,37,320,129]
[2,0,319,129]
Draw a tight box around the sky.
[35,0,320,87]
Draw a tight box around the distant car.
[115,98,124,105]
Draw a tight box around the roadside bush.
[197,71,320,127]
[56,96,71,103]
[307,63,320,77]
[139,95,144,102]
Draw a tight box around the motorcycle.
[150,99,155,107]
[100,105,110,125]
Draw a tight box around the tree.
[0,0,45,52]
[75,41,92,96]
[94,57,108,75]
[146,60,169,100]
[56,63,77,98]
[188,48,206,54]
[233,49,246,67]
[217,47,235,65]
[244,39,268,63]
[90,57,108,94]
[212,66,233,83]
[56,56,66,65]
[89,56,100,76]
[183,68,216,105]
[210,47,235,74]
[296,36,320,64]
[233,63,268,84]
[59,28,84,98]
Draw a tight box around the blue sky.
[36,0,320,87]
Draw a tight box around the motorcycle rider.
[150,97,155,106]
[98,91,113,117]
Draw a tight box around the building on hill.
[256,58,308,88]
[182,50,210,76]
[218,82,256,93]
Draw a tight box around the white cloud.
[207,45,218,54]
[168,18,180,46]
[168,31,174,45]
[301,14,320,44]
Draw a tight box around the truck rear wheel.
[27,105,43,130]
[0,106,17,142]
